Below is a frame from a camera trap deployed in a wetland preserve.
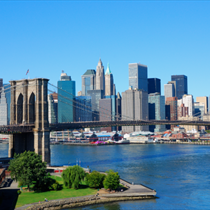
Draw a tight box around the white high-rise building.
[164,83,174,101]
[181,94,194,117]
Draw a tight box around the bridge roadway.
[0,120,210,134]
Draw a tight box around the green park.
[7,151,120,208]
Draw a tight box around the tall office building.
[148,93,165,132]
[87,89,103,121]
[168,81,177,97]
[81,69,96,96]
[75,96,92,122]
[96,59,105,93]
[0,87,7,125]
[194,102,205,119]
[122,88,148,132]
[105,63,115,96]
[148,78,161,94]
[99,98,112,132]
[171,75,187,99]
[48,93,58,124]
[58,72,75,123]
[177,94,194,117]
[164,83,175,100]
[196,96,208,114]
[129,63,148,92]
[165,97,178,129]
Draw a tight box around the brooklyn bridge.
[0,78,209,163]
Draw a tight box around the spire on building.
[105,63,112,75]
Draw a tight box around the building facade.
[105,63,115,96]
[165,97,178,129]
[148,78,161,94]
[96,59,105,93]
[129,63,148,92]
[48,93,58,124]
[58,72,75,123]
[75,96,92,122]
[148,93,165,132]
[171,75,187,99]
[81,69,96,96]
[87,89,103,121]
[122,88,148,133]
[164,83,175,101]
[196,96,208,114]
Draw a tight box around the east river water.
[1,143,210,209]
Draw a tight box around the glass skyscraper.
[129,63,148,92]
[81,69,96,96]
[75,96,92,122]
[148,78,161,94]
[58,72,75,123]
[171,75,187,99]
[148,93,165,132]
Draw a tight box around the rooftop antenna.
[62,70,64,73]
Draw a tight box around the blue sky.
[0,1,210,99]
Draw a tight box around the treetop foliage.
[103,170,120,190]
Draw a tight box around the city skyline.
[0,1,210,99]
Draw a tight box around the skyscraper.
[196,96,208,114]
[58,72,75,123]
[96,59,105,93]
[122,88,148,132]
[75,96,92,122]
[48,93,58,124]
[81,69,96,96]
[164,83,175,100]
[105,63,115,96]
[171,75,187,99]
[129,63,148,92]
[148,78,161,94]
[148,93,165,132]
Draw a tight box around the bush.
[62,165,85,189]
[86,171,106,188]
[103,170,120,190]
[18,181,23,188]
[52,181,61,191]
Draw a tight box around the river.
[1,143,210,209]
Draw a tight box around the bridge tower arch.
[9,78,50,163]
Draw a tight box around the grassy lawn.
[15,175,97,208]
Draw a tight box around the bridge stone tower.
[8,78,50,163]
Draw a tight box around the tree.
[103,170,120,190]
[62,165,85,189]
[8,151,47,191]
[86,171,106,188]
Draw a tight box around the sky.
[0,0,210,99]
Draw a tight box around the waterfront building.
[48,93,58,124]
[105,63,115,96]
[75,96,92,122]
[122,87,148,133]
[178,116,199,132]
[194,102,205,119]
[129,63,148,92]
[87,89,103,121]
[58,72,75,123]
[196,96,208,114]
[148,78,161,94]
[148,93,165,132]
[96,59,105,93]
[165,97,178,129]
[0,87,7,125]
[171,75,188,99]
[81,69,96,96]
